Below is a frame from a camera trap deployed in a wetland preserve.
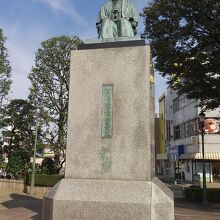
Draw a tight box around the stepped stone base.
[42,178,174,220]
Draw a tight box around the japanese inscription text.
[101,85,113,138]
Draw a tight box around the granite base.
[42,178,174,220]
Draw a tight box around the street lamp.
[30,107,41,195]
[199,111,208,205]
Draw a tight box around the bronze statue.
[96,0,138,39]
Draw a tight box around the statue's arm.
[124,2,138,22]
[96,9,104,35]
[96,10,102,27]
[126,3,138,34]
[96,4,109,27]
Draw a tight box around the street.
[175,198,220,220]
[0,191,220,220]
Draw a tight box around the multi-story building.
[156,94,168,176]
[154,115,160,175]
[157,87,220,183]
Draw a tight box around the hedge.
[185,187,220,202]
[28,174,64,187]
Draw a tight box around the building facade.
[157,94,168,176]
[157,87,220,183]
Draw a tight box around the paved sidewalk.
[0,191,42,220]
[175,198,220,220]
[0,191,220,219]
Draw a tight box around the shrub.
[28,174,63,187]
[185,187,220,202]
[41,158,57,174]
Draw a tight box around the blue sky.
[0,0,167,111]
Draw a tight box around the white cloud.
[38,0,87,26]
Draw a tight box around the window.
[180,124,185,139]
[174,124,185,140]
[174,125,180,140]
[179,96,185,109]
[173,97,179,113]
[185,119,198,137]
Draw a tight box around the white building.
[158,87,220,183]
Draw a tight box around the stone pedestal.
[42,41,174,220]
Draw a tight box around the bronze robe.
[96,0,138,39]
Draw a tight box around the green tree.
[1,99,42,179]
[0,29,12,105]
[41,157,57,174]
[28,35,81,171]
[7,149,30,179]
[0,145,6,171]
[141,0,220,109]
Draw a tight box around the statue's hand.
[131,21,138,27]
[96,22,101,29]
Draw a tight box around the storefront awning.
[156,153,168,160]
[179,153,220,160]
